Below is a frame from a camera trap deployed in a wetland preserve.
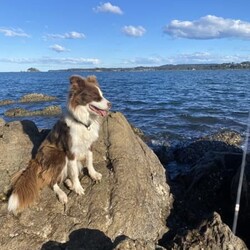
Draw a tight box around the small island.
[27,67,40,72]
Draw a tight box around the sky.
[1,0,250,72]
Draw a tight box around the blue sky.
[1,0,250,72]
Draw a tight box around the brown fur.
[10,118,72,211]
[11,160,42,210]
[69,75,102,109]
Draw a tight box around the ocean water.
[0,70,250,145]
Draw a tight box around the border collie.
[8,75,111,214]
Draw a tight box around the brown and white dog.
[8,75,111,214]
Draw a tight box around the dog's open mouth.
[89,104,108,117]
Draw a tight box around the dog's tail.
[8,159,45,214]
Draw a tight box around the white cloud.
[46,31,85,40]
[0,27,30,37]
[164,15,250,39]
[0,57,101,65]
[122,25,146,37]
[50,44,69,53]
[124,56,165,65]
[64,31,85,39]
[169,52,250,64]
[94,2,123,15]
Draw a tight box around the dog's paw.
[64,179,73,190]
[73,184,85,195]
[90,171,102,182]
[58,192,68,204]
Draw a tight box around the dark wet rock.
[174,130,242,165]
[0,99,15,106]
[159,149,250,249]
[154,145,175,165]
[19,93,57,103]
[4,105,62,117]
[0,112,172,249]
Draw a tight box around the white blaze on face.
[89,86,110,116]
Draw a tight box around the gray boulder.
[169,212,247,250]
[0,112,172,250]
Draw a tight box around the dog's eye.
[93,94,102,101]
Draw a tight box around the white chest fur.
[66,117,100,160]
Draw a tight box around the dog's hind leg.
[53,183,68,204]
[86,149,102,181]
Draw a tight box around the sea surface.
[0,70,250,146]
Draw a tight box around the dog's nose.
[107,102,112,109]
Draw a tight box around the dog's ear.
[70,75,86,90]
[87,75,99,86]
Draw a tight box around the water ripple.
[0,70,250,144]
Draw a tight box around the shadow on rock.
[21,120,49,157]
[41,228,113,250]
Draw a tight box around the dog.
[8,75,111,214]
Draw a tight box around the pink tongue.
[100,110,107,117]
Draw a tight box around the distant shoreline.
[47,61,250,72]
[1,61,250,73]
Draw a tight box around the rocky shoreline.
[155,130,249,249]
[0,93,57,106]
[0,93,61,118]
[0,112,249,249]
[4,106,62,117]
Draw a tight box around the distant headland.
[47,61,250,72]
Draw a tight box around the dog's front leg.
[68,159,85,195]
[86,149,102,181]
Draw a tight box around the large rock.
[0,112,172,250]
[159,147,249,248]
[168,212,247,250]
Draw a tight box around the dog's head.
[68,75,111,123]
